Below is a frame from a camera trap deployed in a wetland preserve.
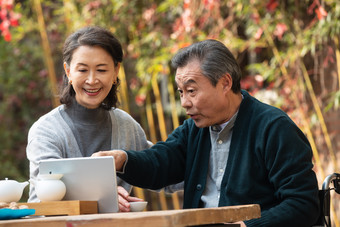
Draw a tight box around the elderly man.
[93,39,319,227]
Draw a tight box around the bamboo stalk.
[334,37,340,89]
[293,76,325,180]
[151,73,168,210]
[156,188,168,210]
[167,75,181,210]
[132,187,145,202]
[300,63,337,169]
[33,0,59,108]
[301,114,324,178]
[146,95,157,143]
[297,78,325,179]
[151,73,167,141]
[130,95,157,208]
[145,93,167,210]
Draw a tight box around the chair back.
[313,173,340,227]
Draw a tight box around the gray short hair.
[171,39,241,93]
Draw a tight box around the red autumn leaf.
[143,4,156,21]
[9,12,21,26]
[240,76,256,90]
[4,32,11,41]
[0,1,21,42]
[251,12,260,24]
[203,0,215,10]
[129,78,139,90]
[307,0,318,15]
[274,23,288,40]
[323,46,335,67]
[3,0,14,10]
[266,0,279,12]
[183,0,190,9]
[315,6,327,20]
[135,94,146,106]
[254,47,262,54]
[254,27,263,40]
[10,18,18,26]
[0,9,7,20]
[179,42,191,48]
[28,81,37,90]
[0,19,10,31]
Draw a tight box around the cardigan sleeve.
[118,120,189,190]
[244,116,319,227]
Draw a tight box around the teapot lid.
[1,178,15,182]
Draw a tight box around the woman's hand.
[117,186,144,212]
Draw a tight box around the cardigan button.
[196,184,202,190]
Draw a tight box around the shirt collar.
[210,94,243,133]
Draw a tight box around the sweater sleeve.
[244,116,319,227]
[26,116,66,202]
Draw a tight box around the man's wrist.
[116,150,128,173]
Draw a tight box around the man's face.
[175,60,229,128]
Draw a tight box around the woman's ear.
[63,62,70,77]
[114,63,121,80]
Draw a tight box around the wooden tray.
[19,200,98,216]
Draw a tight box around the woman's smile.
[65,45,118,109]
[83,88,102,96]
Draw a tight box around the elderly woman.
[26,26,147,211]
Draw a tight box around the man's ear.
[220,73,233,91]
[63,62,70,77]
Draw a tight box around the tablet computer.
[38,156,119,213]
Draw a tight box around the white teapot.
[0,178,29,202]
[33,174,66,202]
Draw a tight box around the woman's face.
[64,45,120,109]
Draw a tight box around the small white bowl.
[129,201,148,212]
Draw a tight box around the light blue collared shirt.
[201,111,239,207]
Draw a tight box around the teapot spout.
[20,181,29,190]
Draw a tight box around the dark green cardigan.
[121,90,319,227]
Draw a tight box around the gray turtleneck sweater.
[26,101,149,202]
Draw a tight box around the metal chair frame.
[313,173,340,227]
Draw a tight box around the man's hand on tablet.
[92,150,127,171]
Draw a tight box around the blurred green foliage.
[0,22,52,181]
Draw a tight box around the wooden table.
[0,204,260,227]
